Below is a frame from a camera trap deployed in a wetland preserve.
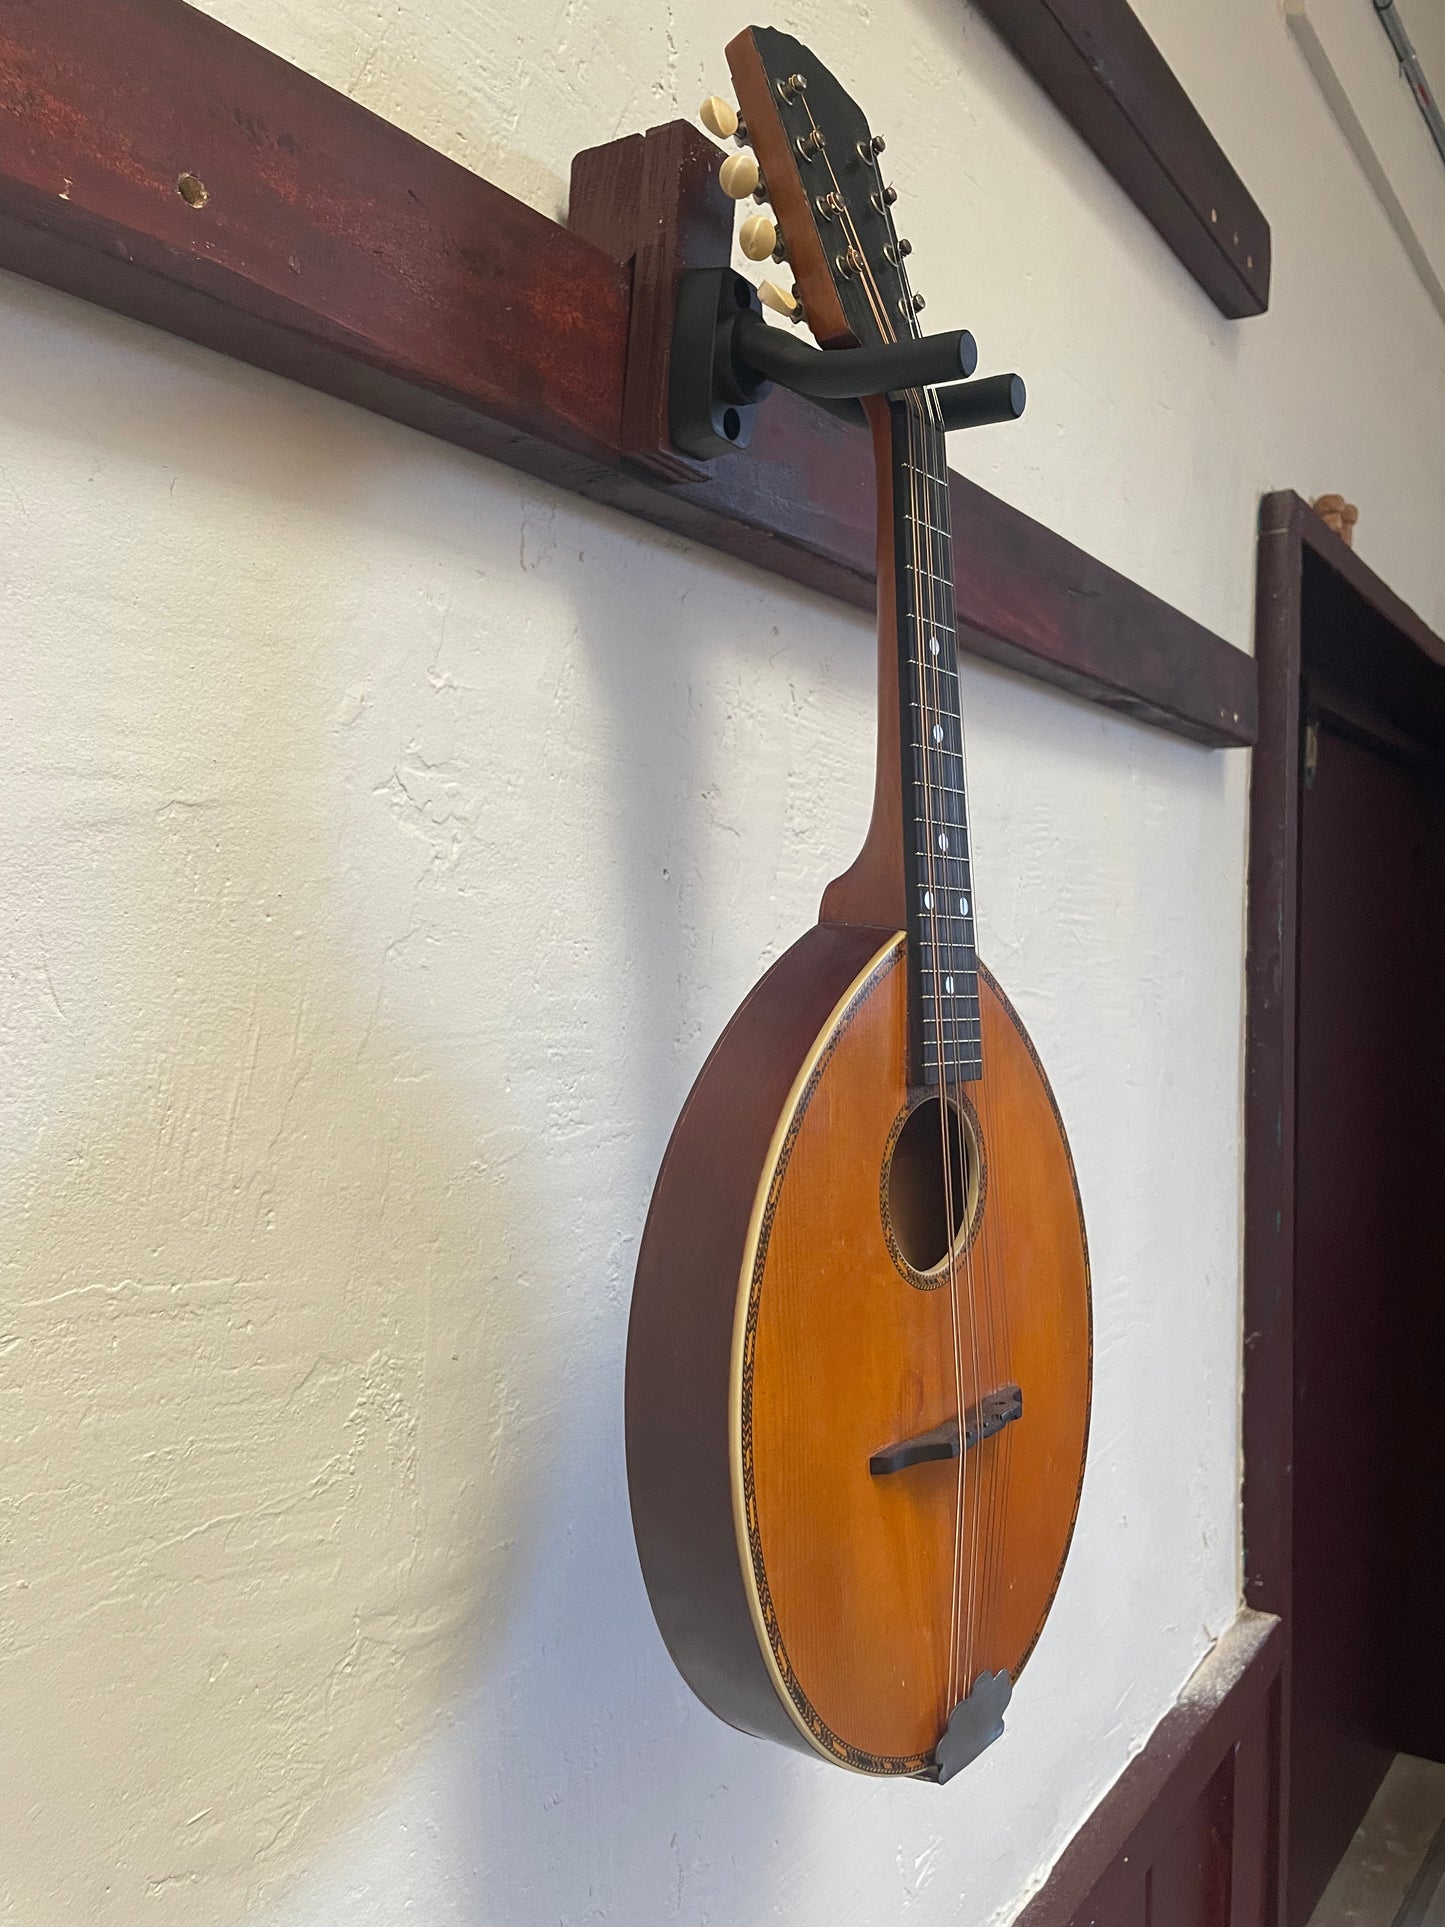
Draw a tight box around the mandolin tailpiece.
[927,1670,1013,1784]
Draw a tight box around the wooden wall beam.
[972,0,1271,319]
[0,0,1256,748]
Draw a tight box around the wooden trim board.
[1017,1611,1283,1927]
[0,0,1256,748]
[971,0,1271,318]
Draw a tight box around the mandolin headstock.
[724,26,922,351]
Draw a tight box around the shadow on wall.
[430,531,863,1925]
[0,279,548,1924]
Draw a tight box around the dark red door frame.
[1246,490,1445,1927]
[1245,491,1445,1622]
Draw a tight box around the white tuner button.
[758,278,801,319]
[700,95,739,140]
[719,151,761,200]
[739,214,779,261]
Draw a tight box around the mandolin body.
[627,921,1091,1775]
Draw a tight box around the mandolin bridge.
[868,1384,1023,1476]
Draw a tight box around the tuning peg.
[699,95,739,140]
[739,214,779,262]
[758,278,803,322]
[719,151,761,199]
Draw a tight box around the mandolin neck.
[890,399,982,1088]
[820,399,982,1088]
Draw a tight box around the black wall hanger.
[670,267,1026,459]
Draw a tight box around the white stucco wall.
[1,2,1442,1924]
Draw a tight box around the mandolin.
[626,26,1092,1783]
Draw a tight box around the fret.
[902,512,950,540]
[905,657,960,682]
[915,938,979,960]
[906,773,971,802]
[909,775,970,802]
[922,1059,985,1083]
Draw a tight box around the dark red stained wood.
[1145,1755,1236,1927]
[0,0,630,486]
[1016,1611,1282,1927]
[1245,490,1445,1622]
[945,470,1254,743]
[971,0,1270,318]
[1243,493,1306,1625]
[1289,723,1425,1924]
[570,120,733,483]
[0,0,1256,750]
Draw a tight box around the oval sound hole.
[887,1098,979,1275]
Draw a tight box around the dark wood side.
[1016,1612,1282,1927]
[569,120,733,483]
[0,0,1256,748]
[1243,492,1306,1625]
[970,0,1270,318]
[626,920,891,1755]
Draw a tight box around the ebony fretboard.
[891,398,982,1088]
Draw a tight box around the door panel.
[1291,720,1445,1925]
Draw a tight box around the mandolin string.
[901,392,977,1700]
[799,100,973,1719]
[886,300,971,1713]
[905,397,969,1714]
[970,913,1009,1631]
[873,198,978,1710]
[893,299,992,1697]
[915,391,995,1689]
[897,358,981,1704]
[976,1008,1007,1632]
[915,400,988,1698]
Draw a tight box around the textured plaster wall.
[1,1,1442,1924]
